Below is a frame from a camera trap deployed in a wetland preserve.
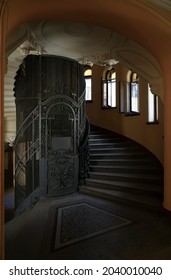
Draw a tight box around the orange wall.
[86,64,164,164]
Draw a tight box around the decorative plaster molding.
[63,21,93,37]
[6,24,28,57]
[0,0,8,13]
[143,0,171,10]
[5,19,164,100]
[111,37,163,99]
[79,53,119,67]
[6,135,15,146]
[137,0,171,23]
[28,20,126,60]
[19,31,43,55]
[6,24,43,57]
[26,19,162,99]
[79,58,93,67]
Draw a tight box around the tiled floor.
[4,191,171,260]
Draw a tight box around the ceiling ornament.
[149,0,171,9]
[17,20,163,98]
[79,58,93,67]
[6,24,28,57]
[79,53,119,67]
[19,32,43,55]
[27,20,123,60]
[137,0,171,22]
[111,37,163,99]
[7,135,15,147]
[63,22,93,37]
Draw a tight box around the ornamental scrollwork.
[48,154,74,190]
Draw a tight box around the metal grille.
[14,55,88,211]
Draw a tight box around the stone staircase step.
[88,171,163,184]
[89,165,163,174]
[89,141,135,148]
[89,137,124,143]
[90,152,149,159]
[89,158,155,166]
[89,146,142,153]
[81,125,163,210]
[89,130,119,136]
[79,186,162,210]
[85,178,163,195]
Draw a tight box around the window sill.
[101,106,117,110]
[86,100,93,103]
[124,112,140,116]
[146,121,159,125]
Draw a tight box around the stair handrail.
[14,105,39,147]
[15,139,39,177]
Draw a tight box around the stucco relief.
[111,39,163,99]
[79,53,119,67]
[143,0,171,10]
[30,20,112,56]
[137,0,171,22]
[19,34,43,56]
[5,24,28,56]
[4,18,164,130]
[27,20,126,61]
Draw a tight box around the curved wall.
[86,64,164,164]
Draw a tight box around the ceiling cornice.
[5,19,164,99]
[135,0,171,25]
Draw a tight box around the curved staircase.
[79,125,164,211]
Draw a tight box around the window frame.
[84,66,93,102]
[119,71,140,116]
[101,67,117,109]
[147,84,159,124]
[129,72,139,114]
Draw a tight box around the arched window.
[130,72,139,113]
[84,66,92,101]
[119,70,139,114]
[148,84,159,123]
[102,67,116,108]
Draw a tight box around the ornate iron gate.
[41,96,80,195]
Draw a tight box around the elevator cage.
[14,55,88,212]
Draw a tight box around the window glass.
[102,67,116,108]
[119,71,139,115]
[148,84,158,122]
[131,82,139,112]
[84,67,92,101]
[84,69,92,77]
[130,72,139,113]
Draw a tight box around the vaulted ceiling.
[4,0,171,143]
